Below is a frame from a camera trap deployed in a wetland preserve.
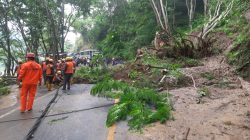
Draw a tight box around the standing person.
[62,57,74,90]
[56,60,63,71]
[14,61,23,88]
[46,59,54,91]
[41,59,48,85]
[18,53,42,113]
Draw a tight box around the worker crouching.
[62,57,74,90]
[53,71,63,86]
[18,53,42,113]
[46,59,54,91]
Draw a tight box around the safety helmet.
[57,71,62,74]
[45,57,50,61]
[58,60,62,63]
[65,57,71,61]
[18,60,22,64]
[26,53,35,58]
[49,59,53,62]
[62,59,65,62]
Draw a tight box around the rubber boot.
[46,81,49,89]
[48,84,52,91]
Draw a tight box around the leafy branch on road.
[91,79,171,130]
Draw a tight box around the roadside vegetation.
[0,77,11,96]
[72,0,250,132]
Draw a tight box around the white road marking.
[0,90,54,119]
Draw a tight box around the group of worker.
[16,53,76,113]
[41,57,75,91]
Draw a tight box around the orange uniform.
[18,60,42,112]
[65,62,74,74]
[62,61,74,90]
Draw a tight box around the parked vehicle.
[79,49,101,60]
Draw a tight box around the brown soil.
[127,55,250,140]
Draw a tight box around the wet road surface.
[0,84,130,140]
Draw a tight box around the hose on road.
[23,86,62,140]
[0,102,115,124]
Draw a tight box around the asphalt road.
[0,84,126,140]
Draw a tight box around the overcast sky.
[64,4,81,46]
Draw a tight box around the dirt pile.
[128,55,250,140]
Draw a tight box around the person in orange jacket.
[18,53,42,113]
[41,59,48,85]
[46,59,54,91]
[15,61,23,88]
[62,57,74,90]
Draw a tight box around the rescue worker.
[61,59,66,75]
[53,70,63,86]
[72,57,76,73]
[46,59,54,91]
[41,59,48,85]
[62,57,74,90]
[56,60,63,71]
[18,53,42,113]
[15,61,23,88]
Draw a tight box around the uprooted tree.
[149,0,235,58]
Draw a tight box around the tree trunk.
[172,0,176,27]
[60,0,65,53]
[3,1,11,76]
[203,0,208,16]
[186,0,196,30]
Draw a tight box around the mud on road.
[128,55,250,140]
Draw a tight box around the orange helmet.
[26,53,35,58]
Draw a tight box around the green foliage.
[91,79,171,130]
[76,0,158,60]
[106,102,129,126]
[0,87,10,96]
[142,54,181,69]
[91,79,128,97]
[133,74,156,89]
[89,54,106,69]
[214,0,250,78]
[73,67,110,83]
[128,70,140,80]
[197,87,210,97]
